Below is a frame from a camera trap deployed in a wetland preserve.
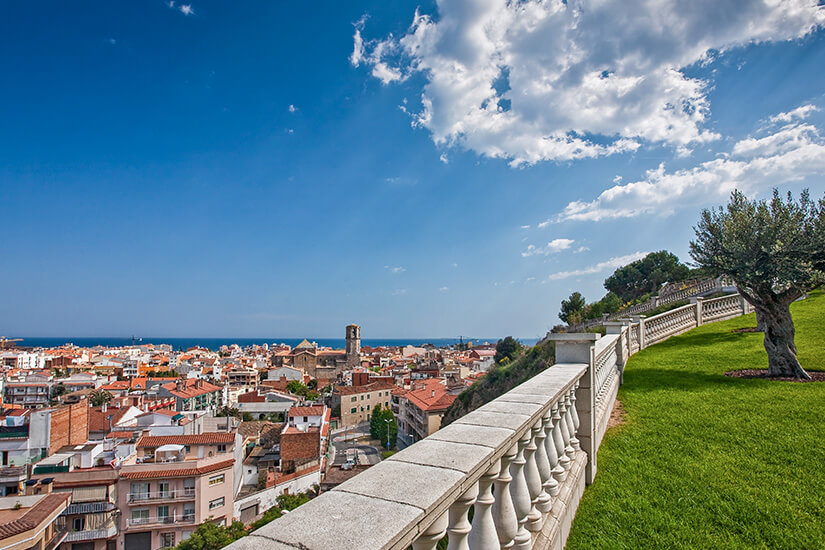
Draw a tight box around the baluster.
[534,410,553,514]
[557,399,573,469]
[551,405,568,482]
[469,459,500,550]
[571,383,581,450]
[509,431,532,550]
[524,418,545,534]
[412,511,448,550]
[492,444,518,549]
[542,407,560,499]
[447,483,478,550]
[565,391,579,452]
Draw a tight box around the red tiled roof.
[89,406,131,433]
[136,433,236,447]
[162,379,222,399]
[119,458,234,479]
[0,493,70,541]
[288,406,325,417]
[335,380,396,396]
[404,379,457,413]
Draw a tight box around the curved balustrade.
[227,291,755,550]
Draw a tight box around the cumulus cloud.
[548,112,825,222]
[439,286,449,291]
[522,238,575,257]
[288,104,297,113]
[439,152,449,164]
[385,266,406,274]
[768,104,819,124]
[353,1,823,165]
[547,251,649,281]
[179,4,194,16]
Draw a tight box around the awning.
[156,444,184,452]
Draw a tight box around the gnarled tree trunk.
[755,309,766,332]
[755,300,810,379]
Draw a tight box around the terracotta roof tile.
[0,493,70,541]
[136,433,236,447]
[119,458,234,479]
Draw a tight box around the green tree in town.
[369,404,398,450]
[89,390,113,407]
[494,336,522,364]
[559,292,587,324]
[690,189,825,379]
[604,250,691,302]
[175,521,247,550]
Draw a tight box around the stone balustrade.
[229,293,753,550]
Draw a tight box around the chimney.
[39,478,53,494]
[24,480,37,496]
[431,390,435,397]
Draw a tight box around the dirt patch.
[725,369,825,382]
[732,327,763,333]
[606,399,627,430]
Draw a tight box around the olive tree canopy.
[690,189,825,379]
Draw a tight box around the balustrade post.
[492,443,518,549]
[533,412,553,516]
[564,392,579,453]
[541,406,560,499]
[525,418,545,535]
[550,405,567,483]
[468,459,500,550]
[447,483,478,550]
[545,333,599,484]
[632,315,646,350]
[509,431,532,550]
[690,297,704,326]
[413,511,448,550]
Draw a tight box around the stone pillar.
[739,294,749,314]
[632,315,646,350]
[544,333,599,484]
[690,297,704,326]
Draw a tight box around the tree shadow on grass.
[649,330,761,351]
[624,367,745,393]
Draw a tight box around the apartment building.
[396,378,458,447]
[333,380,395,427]
[116,433,239,550]
[158,379,223,413]
[4,381,51,409]
[0,491,70,550]
[52,468,119,550]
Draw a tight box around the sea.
[13,336,540,351]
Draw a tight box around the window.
[351,396,356,402]
[366,405,370,411]
[303,416,308,422]
[158,481,170,497]
[73,517,85,531]
[209,497,225,510]
[161,533,176,548]
[209,474,225,486]
[360,395,364,400]
[350,408,356,414]
[157,505,170,522]
[131,509,149,525]
[217,444,227,453]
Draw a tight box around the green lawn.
[567,290,825,550]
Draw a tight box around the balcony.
[128,488,196,503]
[126,513,196,528]
[64,524,117,543]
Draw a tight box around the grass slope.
[567,290,825,549]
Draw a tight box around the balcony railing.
[127,513,195,527]
[64,524,117,543]
[225,295,754,550]
[128,488,196,503]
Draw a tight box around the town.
[0,325,497,550]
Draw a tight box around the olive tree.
[690,189,825,379]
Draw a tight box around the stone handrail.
[230,293,753,550]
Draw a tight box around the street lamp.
[384,418,392,450]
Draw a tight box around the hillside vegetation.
[440,340,555,427]
[567,290,825,549]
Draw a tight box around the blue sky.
[1,1,824,339]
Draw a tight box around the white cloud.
[385,266,406,274]
[439,286,449,291]
[547,251,649,281]
[549,116,825,222]
[439,152,449,164]
[574,246,589,254]
[288,104,297,113]
[520,225,530,230]
[354,2,823,165]
[392,289,408,296]
[521,238,574,257]
[768,104,819,124]
[179,4,194,16]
